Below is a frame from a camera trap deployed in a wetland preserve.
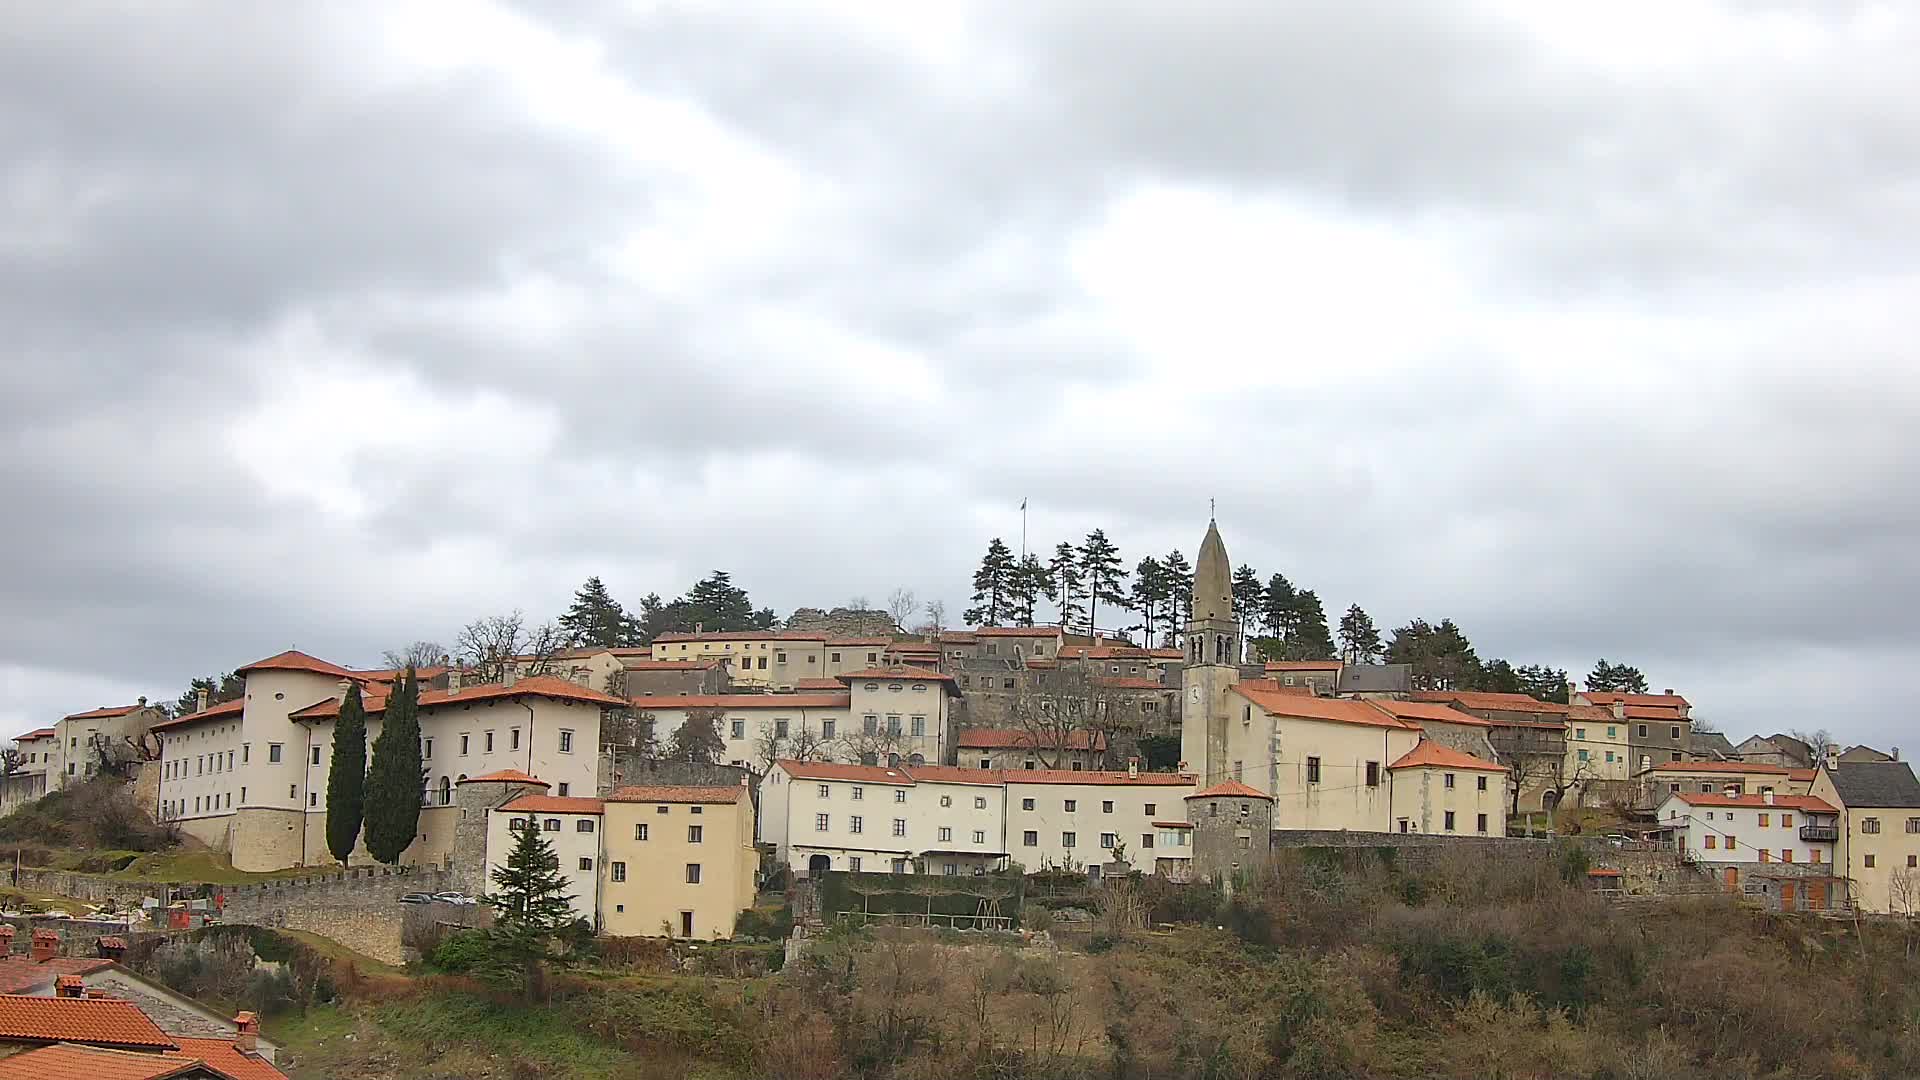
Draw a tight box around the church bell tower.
[1180,518,1242,785]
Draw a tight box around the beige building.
[1004,768,1195,874]
[1565,702,1632,782]
[1386,741,1507,836]
[152,651,612,872]
[629,691,852,770]
[1224,683,1425,831]
[490,794,605,927]
[955,728,1106,772]
[599,784,758,939]
[1640,760,1796,807]
[2,727,55,810]
[1809,760,1920,915]
[762,760,1010,877]
[45,700,168,788]
[648,632,894,690]
[1261,661,1342,695]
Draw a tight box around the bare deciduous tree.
[601,708,659,758]
[0,747,24,777]
[1009,664,1125,770]
[89,731,160,780]
[752,719,832,773]
[840,719,909,767]
[916,599,948,638]
[381,640,447,671]
[886,588,918,632]
[455,611,567,683]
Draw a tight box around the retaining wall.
[1269,829,1554,873]
[218,866,451,966]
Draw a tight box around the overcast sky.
[4,2,1916,752]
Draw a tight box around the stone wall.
[218,866,451,966]
[1190,795,1273,884]
[596,757,753,798]
[1268,829,1555,873]
[783,607,898,636]
[11,867,174,906]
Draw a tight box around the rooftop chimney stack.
[447,667,462,696]
[1724,784,1740,800]
[31,929,61,963]
[1763,790,1775,805]
[196,688,209,714]
[1664,688,1675,696]
[1128,756,1141,779]
[95,935,127,961]
[234,1012,259,1054]
[54,975,85,997]
[1611,701,1625,720]
[503,663,518,689]
[137,696,146,707]
[0,925,16,954]
[1566,680,1578,702]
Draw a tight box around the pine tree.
[1261,573,1298,640]
[1230,565,1265,625]
[172,673,244,717]
[1130,556,1169,645]
[1282,589,1335,660]
[1338,604,1383,662]
[684,571,758,631]
[1078,530,1127,638]
[481,819,578,1000]
[1477,658,1523,694]
[1007,555,1049,627]
[325,682,368,865]
[1386,619,1481,691]
[1047,542,1085,630]
[1161,549,1193,640]
[1516,664,1571,703]
[557,576,639,648]
[965,538,1017,627]
[1588,659,1649,693]
[363,668,425,864]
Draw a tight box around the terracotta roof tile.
[169,1038,290,1080]
[774,760,913,784]
[1370,700,1495,727]
[1671,792,1837,813]
[652,631,827,643]
[1004,769,1195,787]
[1233,682,1420,731]
[893,765,1006,786]
[1584,691,1690,708]
[290,676,625,721]
[455,770,549,787]
[0,958,115,995]
[955,729,1107,752]
[628,693,851,710]
[149,699,245,732]
[1650,761,1791,775]
[0,994,176,1050]
[605,785,748,805]
[234,649,358,680]
[14,727,56,741]
[61,705,147,722]
[835,666,956,683]
[1389,741,1508,772]
[1412,690,1569,716]
[791,678,844,691]
[618,658,724,671]
[500,795,605,814]
[0,1044,221,1080]
[1186,779,1272,800]
[825,637,892,647]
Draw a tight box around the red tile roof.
[1004,770,1195,787]
[1788,768,1817,783]
[955,728,1107,752]
[234,649,357,680]
[61,705,147,722]
[1233,682,1420,731]
[14,728,56,741]
[1369,700,1495,727]
[605,785,748,805]
[289,676,625,720]
[0,994,176,1049]
[1585,691,1690,709]
[973,627,1061,637]
[0,1044,217,1080]
[1412,690,1569,716]
[1650,760,1791,775]
[652,631,827,643]
[629,693,851,711]
[1621,705,1686,720]
[836,666,956,684]
[618,658,724,671]
[169,1038,290,1080]
[775,760,913,784]
[791,678,844,691]
[886,641,940,652]
[1263,661,1343,672]
[891,765,1006,786]
[1186,779,1272,800]
[1152,820,1194,829]
[149,699,245,732]
[0,957,115,995]
[1672,792,1836,813]
[1389,741,1508,773]
[456,770,548,787]
[500,795,604,815]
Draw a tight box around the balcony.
[1799,825,1839,843]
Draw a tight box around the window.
[1141,833,1155,849]
[578,857,593,871]
[1444,811,1456,832]
[1578,749,1590,762]
[850,815,863,834]
[943,863,957,876]
[689,824,703,843]
[815,813,829,832]
[1637,724,1648,738]
[1062,832,1076,848]
[822,720,836,740]
[757,657,767,670]
[1232,760,1243,781]
[776,651,787,663]
[511,728,520,750]
[544,818,561,832]
[1781,849,1793,863]
[289,785,297,799]
[892,818,907,837]
[731,720,746,739]
[887,715,901,735]
[1725,836,1736,851]
[310,745,322,765]
[1476,813,1488,833]
[1910,855,1918,868]
[852,787,864,801]
[1863,854,1876,868]
[691,805,702,813]
[1444,773,1456,790]
[1100,833,1117,849]
[894,790,907,804]
[1365,761,1380,787]
[973,829,986,844]
[1862,817,1881,834]
[577,819,595,833]
[610,862,626,882]
[849,857,862,872]
[1810,849,1823,864]
[1064,799,1077,812]
[558,783,570,797]
[1023,830,1038,846]
[940,795,952,807]
[1604,751,1614,763]
[939,827,952,842]
[1144,803,1157,816]
[484,731,494,753]
[1607,726,1617,738]
[863,715,878,735]
[776,719,789,739]
[685,864,702,884]
[1908,817,1920,833]
[1022,798,1035,811]
[459,734,470,756]
[1758,813,1769,827]
[1476,775,1488,792]
[634,823,649,840]
[1782,814,1793,828]
[974,796,987,809]
[1705,835,1717,850]
[423,738,433,759]
[558,730,574,753]
[1575,728,1586,740]
[818,784,831,798]
[1003,678,1015,689]
[309,792,318,807]
[268,743,282,763]
[1306,757,1321,784]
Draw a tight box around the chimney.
[1893,747,1901,762]
[1663,688,1675,696]
[1565,680,1578,702]
[197,688,209,714]
[1724,784,1740,800]
[0,925,16,954]
[1763,790,1775,805]
[447,666,462,696]
[503,663,518,689]
[233,1012,259,1054]
[137,696,147,707]
[85,989,111,999]
[1128,756,1140,779]
[1611,701,1625,720]
[31,929,60,962]
[95,935,127,961]
[54,975,85,998]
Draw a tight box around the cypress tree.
[324,682,368,864]
[363,667,425,864]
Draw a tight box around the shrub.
[734,904,793,941]
[430,930,492,974]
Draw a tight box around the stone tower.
[1180,519,1242,785]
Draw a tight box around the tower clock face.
[1188,686,1201,706]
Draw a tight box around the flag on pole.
[1020,498,1027,510]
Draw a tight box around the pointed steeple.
[1192,519,1232,623]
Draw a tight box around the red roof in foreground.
[0,1040,288,1080]
[0,957,115,995]
[1671,792,1837,813]
[1233,682,1420,731]
[291,676,625,721]
[1390,741,1508,773]
[0,994,176,1050]
[1187,779,1273,800]
[500,795,605,815]
[234,649,358,680]
[149,698,245,732]
[606,785,747,805]
[456,770,549,787]
[61,705,146,722]
[169,1038,291,1080]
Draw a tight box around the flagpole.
[1020,499,1027,560]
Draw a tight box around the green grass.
[107,849,318,884]
[0,887,93,916]
[273,928,408,978]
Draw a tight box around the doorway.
[808,854,831,878]
[1780,881,1796,911]
[1722,867,1739,893]
[679,911,694,938]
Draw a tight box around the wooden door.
[1806,880,1827,910]
[1723,867,1739,892]
[1780,881,1796,911]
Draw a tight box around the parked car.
[432,891,479,906]
[399,892,435,905]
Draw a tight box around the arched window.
[438,776,451,805]
[908,753,925,767]
[887,753,901,768]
